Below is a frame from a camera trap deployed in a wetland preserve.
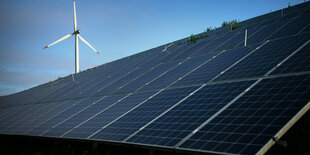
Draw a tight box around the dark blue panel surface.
[71,71,129,99]
[0,106,25,132]
[43,95,125,137]
[268,14,310,40]
[140,53,217,91]
[180,74,310,154]
[42,98,102,137]
[6,103,56,135]
[173,44,259,86]
[213,32,245,52]
[0,106,27,128]
[116,60,181,94]
[301,24,310,33]
[173,39,212,60]
[246,17,291,45]
[63,68,136,100]
[16,102,66,135]
[89,86,199,142]
[26,100,77,136]
[158,45,189,63]
[127,80,254,147]
[271,43,310,75]
[93,67,155,97]
[64,91,156,138]
[0,104,39,133]
[215,33,310,81]
[39,65,114,103]
[191,32,238,57]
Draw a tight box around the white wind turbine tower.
[43,0,100,74]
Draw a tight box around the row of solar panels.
[0,66,309,154]
[1,3,309,107]
[0,32,309,154]
[0,2,310,154]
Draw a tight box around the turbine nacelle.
[74,30,80,34]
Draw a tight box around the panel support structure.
[257,102,310,155]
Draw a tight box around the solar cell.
[116,60,182,94]
[6,103,56,135]
[268,14,310,40]
[43,95,124,137]
[179,74,310,154]
[85,66,153,97]
[63,91,157,138]
[191,32,238,57]
[62,68,138,100]
[158,44,194,63]
[215,33,310,81]
[173,44,260,86]
[89,86,199,142]
[246,17,291,45]
[68,72,127,98]
[126,80,254,147]
[0,104,39,133]
[213,32,245,52]
[17,102,70,135]
[173,39,213,60]
[28,82,70,104]
[139,53,218,91]
[26,100,81,136]
[301,24,310,33]
[0,106,26,129]
[271,41,310,75]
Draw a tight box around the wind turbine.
[43,0,100,74]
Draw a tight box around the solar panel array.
[1,2,310,154]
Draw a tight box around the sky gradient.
[0,0,304,96]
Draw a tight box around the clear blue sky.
[0,0,304,96]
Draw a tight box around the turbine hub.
[74,30,80,34]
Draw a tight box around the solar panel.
[85,67,153,97]
[139,53,217,91]
[89,86,199,142]
[191,32,239,57]
[0,104,40,133]
[246,17,293,45]
[116,60,182,94]
[271,41,310,75]
[0,106,28,132]
[63,91,157,138]
[268,14,310,40]
[215,33,310,82]
[42,95,125,137]
[26,100,82,135]
[7,103,56,135]
[173,39,213,60]
[159,43,196,62]
[62,68,139,100]
[213,32,245,52]
[173,44,261,86]
[126,80,254,147]
[178,74,310,154]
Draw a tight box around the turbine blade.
[73,0,77,31]
[78,35,100,55]
[43,33,74,49]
